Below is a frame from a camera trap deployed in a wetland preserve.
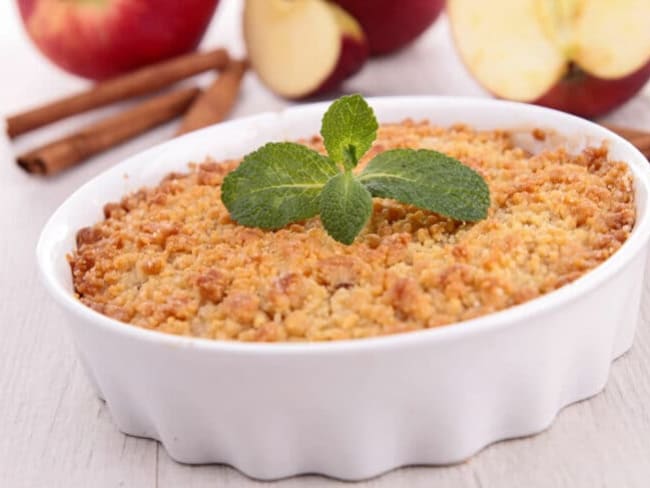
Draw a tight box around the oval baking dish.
[37,97,650,480]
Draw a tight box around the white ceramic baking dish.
[37,97,650,480]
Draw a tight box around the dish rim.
[36,96,650,355]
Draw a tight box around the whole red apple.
[448,0,650,118]
[17,0,220,80]
[332,0,445,55]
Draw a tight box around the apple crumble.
[69,121,635,341]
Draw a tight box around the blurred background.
[4,0,650,183]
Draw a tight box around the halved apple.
[243,0,369,99]
[448,0,650,117]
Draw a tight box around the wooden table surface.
[2,1,650,486]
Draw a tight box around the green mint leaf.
[320,94,378,170]
[358,149,490,222]
[319,172,373,245]
[221,142,339,229]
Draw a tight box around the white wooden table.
[2,1,650,486]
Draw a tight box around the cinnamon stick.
[176,59,248,136]
[6,49,229,139]
[17,86,200,175]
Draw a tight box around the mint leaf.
[319,172,373,245]
[222,142,339,229]
[320,94,378,170]
[359,149,490,221]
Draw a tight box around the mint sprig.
[221,94,490,245]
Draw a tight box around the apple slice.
[448,0,650,117]
[243,0,368,99]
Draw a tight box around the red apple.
[17,0,220,80]
[332,0,445,55]
[448,0,650,117]
[243,0,368,99]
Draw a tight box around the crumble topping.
[69,121,635,342]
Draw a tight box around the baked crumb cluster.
[69,121,635,342]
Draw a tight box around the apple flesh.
[18,0,220,80]
[332,0,445,55]
[243,0,368,99]
[448,0,650,117]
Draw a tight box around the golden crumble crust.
[68,121,636,342]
